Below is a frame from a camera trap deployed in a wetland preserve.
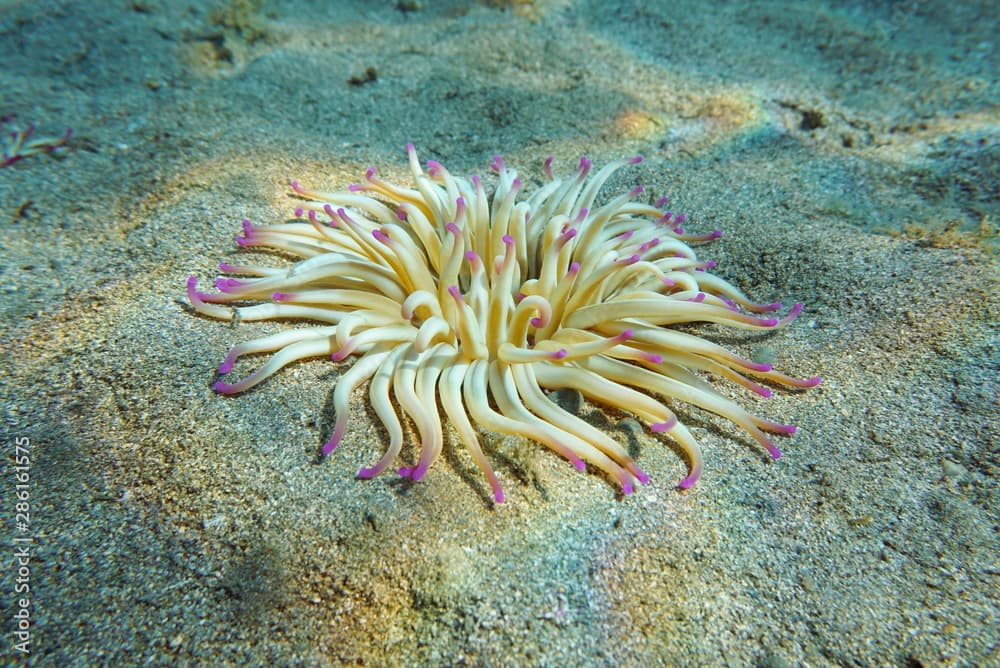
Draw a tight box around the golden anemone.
[188,145,819,503]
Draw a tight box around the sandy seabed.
[1,1,997,666]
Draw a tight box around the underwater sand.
[1,1,997,665]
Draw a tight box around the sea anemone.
[1,115,72,168]
[187,144,819,503]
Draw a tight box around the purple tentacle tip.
[218,350,239,375]
[215,277,241,292]
[651,417,677,432]
[235,220,252,238]
[678,473,698,490]
[769,422,798,435]
[212,380,236,394]
[631,465,650,485]
[559,228,578,244]
[779,303,805,325]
